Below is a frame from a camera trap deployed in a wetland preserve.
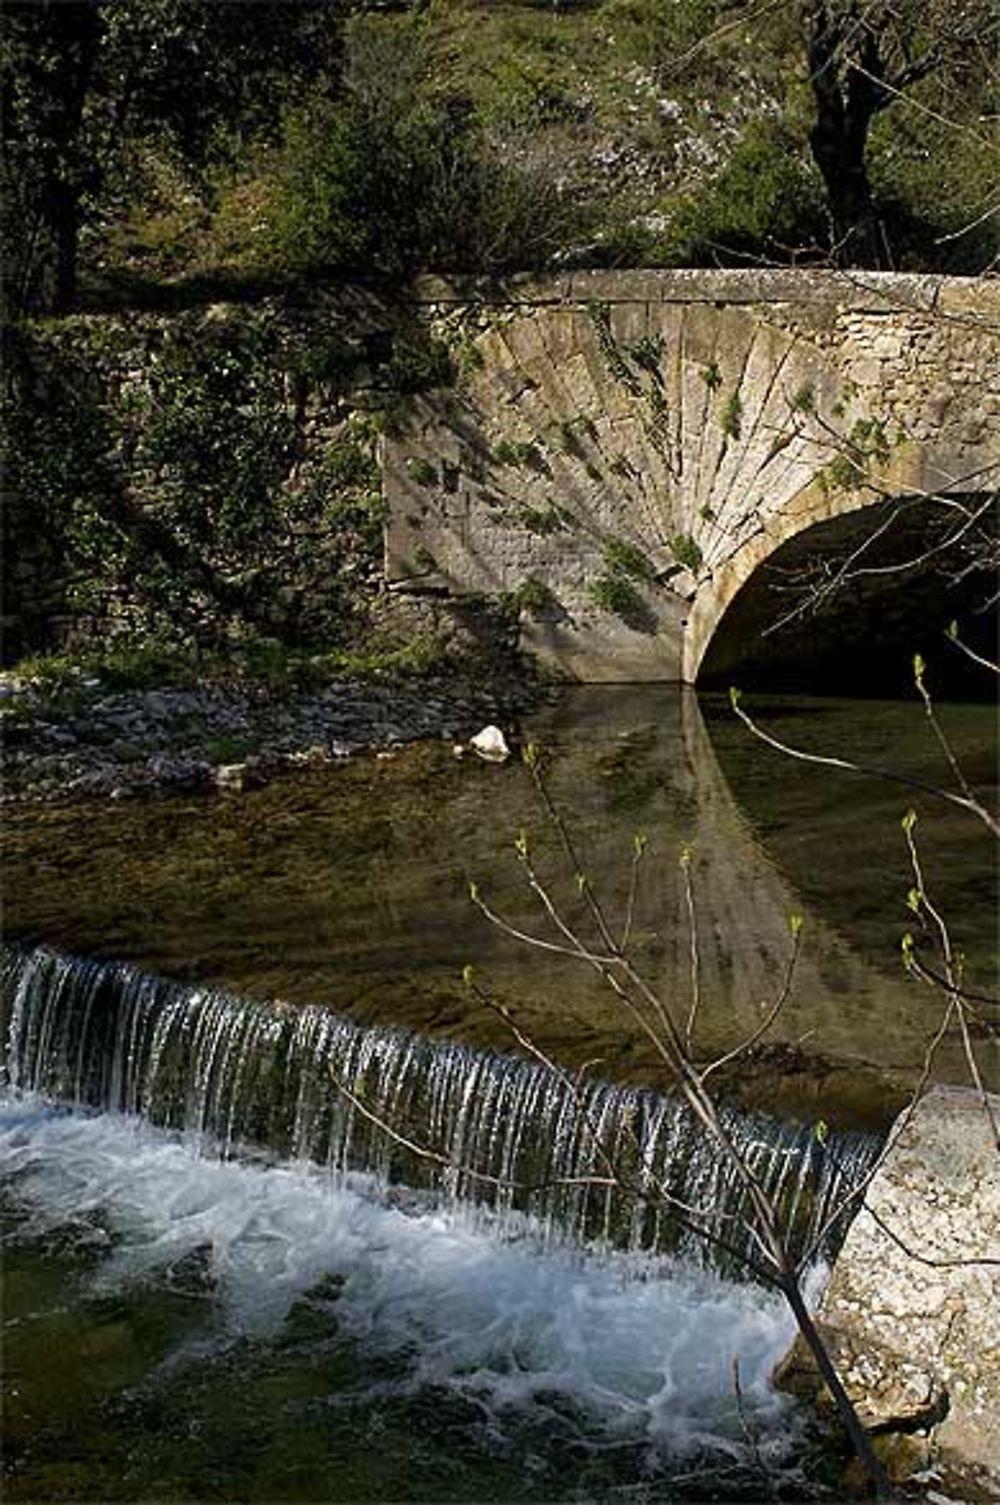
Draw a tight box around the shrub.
[259,98,372,275]
[493,439,547,471]
[669,533,703,572]
[519,504,571,535]
[512,576,558,616]
[664,118,826,264]
[868,105,1000,274]
[602,537,655,583]
[406,458,438,488]
[262,19,590,281]
[590,572,644,617]
[720,390,743,441]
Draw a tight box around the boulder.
[775,1086,1000,1498]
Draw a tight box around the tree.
[797,0,1000,267]
[0,0,341,315]
[625,0,997,268]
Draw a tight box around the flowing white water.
[2,945,856,1494]
[0,1092,806,1470]
[1,944,879,1275]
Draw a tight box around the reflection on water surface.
[3,688,996,1124]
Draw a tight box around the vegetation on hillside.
[3,0,997,318]
[3,0,996,669]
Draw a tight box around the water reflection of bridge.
[507,686,993,1119]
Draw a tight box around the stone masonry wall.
[383,270,1000,682]
[3,288,439,663]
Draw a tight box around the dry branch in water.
[327,647,995,1498]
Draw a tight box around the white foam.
[0,1092,803,1462]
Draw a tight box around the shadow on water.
[1,686,994,1504]
[2,686,996,1128]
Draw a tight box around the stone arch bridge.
[384,270,999,681]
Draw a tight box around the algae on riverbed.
[4,688,995,1129]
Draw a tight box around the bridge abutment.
[384,270,999,683]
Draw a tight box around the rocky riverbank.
[0,670,543,804]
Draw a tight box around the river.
[1,687,995,1501]
[3,688,996,1124]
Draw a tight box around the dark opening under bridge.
[383,270,999,682]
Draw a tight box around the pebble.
[0,677,544,805]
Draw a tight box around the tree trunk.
[780,1273,896,1499]
[28,1,103,313]
[809,109,887,270]
[44,177,82,313]
[799,0,891,270]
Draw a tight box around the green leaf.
[901,808,918,834]
[462,963,475,987]
[729,686,742,710]
[788,913,804,938]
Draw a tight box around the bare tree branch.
[865,1203,1000,1268]
[729,689,1000,837]
[902,813,1000,1149]
[946,622,1000,676]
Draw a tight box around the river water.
[2,1093,815,1502]
[4,688,996,1122]
[1,687,996,1501]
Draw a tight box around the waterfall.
[1,943,878,1276]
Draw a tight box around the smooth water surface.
[3,688,996,1123]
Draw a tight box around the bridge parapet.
[384,271,1000,681]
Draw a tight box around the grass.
[3,631,456,705]
[6,645,202,695]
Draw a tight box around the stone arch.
[682,441,988,685]
[384,272,1000,682]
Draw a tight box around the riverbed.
[3,687,996,1126]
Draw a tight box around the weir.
[1,944,878,1277]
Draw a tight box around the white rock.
[215,763,246,793]
[776,1086,1000,1496]
[470,725,510,763]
